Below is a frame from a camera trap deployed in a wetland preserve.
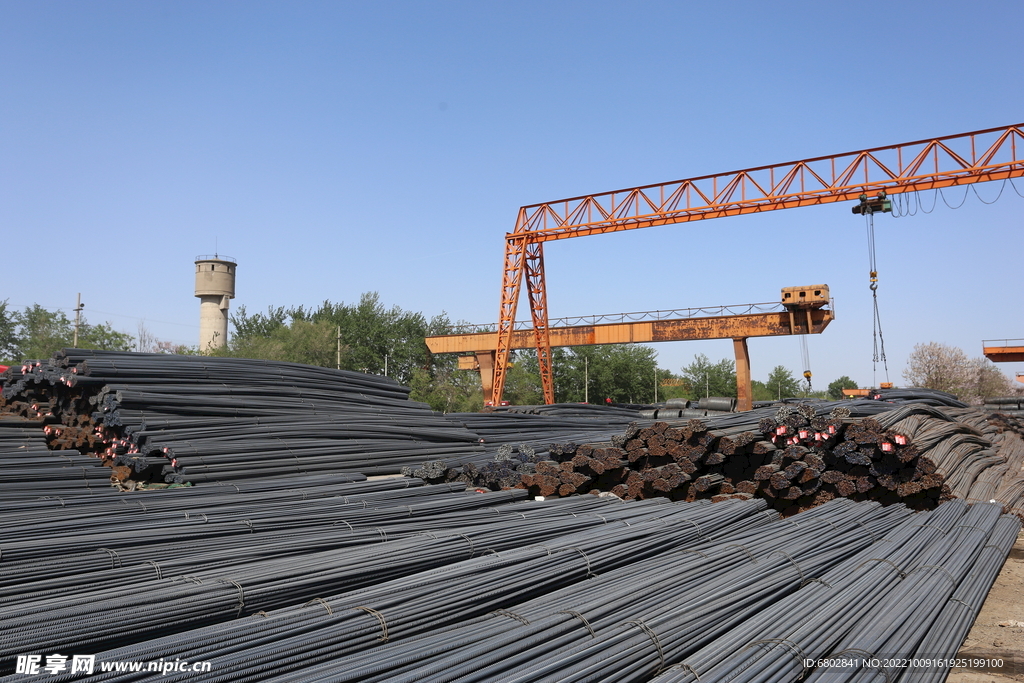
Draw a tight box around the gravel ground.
[949,530,1024,682]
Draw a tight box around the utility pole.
[654,368,658,403]
[384,353,389,377]
[336,326,341,370]
[73,294,84,348]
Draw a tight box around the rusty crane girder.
[426,287,833,411]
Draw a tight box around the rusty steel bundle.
[403,410,639,488]
[485,400,1024,517]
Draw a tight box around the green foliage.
[15,304,74,360]
[517,345,660,404]
[657,369,689,401]
[751,380,774,402]
[1,303,134,361]
[407,366,484,413]
[765,365,801,400]
[222,292,437,386]
[679,354,736,399]
[77,321,134,353]
[219,292,491,411]
[827,375,859,400]
[503,351,546,405]
[0,301,19,363]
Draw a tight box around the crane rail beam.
[983,346,1024,363]
[428,308,833,354]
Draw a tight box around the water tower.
[194,255,237,350]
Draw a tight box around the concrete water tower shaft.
[194,255,236,350]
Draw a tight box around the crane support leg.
[733,337,752,412]
[524,241,555,404]
[492,235,528,405]
[476,351,496,398]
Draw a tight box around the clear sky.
[2,0,1022,390]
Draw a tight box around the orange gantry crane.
[492,123,1024,406]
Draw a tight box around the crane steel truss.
[493,123,1024,405]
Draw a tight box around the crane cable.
[800,335,812,394]
[866,211,890,386]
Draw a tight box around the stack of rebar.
[501,401,1024,517]
[18,497,1015,683]
[984,395,1024,415]
[0,489,767,671]
[1,349,490,484]
[0,415,114,497]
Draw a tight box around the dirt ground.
[948,530,1024,682]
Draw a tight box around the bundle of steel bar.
[1,349,491,484]
[0,415,116,497]
[465,400,1024,517]
[0,490,763,669]
[47,498,1019,683]
[401,410,639,487]
[984,395,1024,415]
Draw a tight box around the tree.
[502,351,546,405]
[765,365,801,400]
[903,342,972,396]
[902,342,1013,404]
[827,376,859,400]
[2,304,134,360]
[220,293,439,386]
[15,304,74,360]
[967,358,1012,401]
[217,293,493,410]
[751,380,774,402]
[407,364,484,413]
[679,354,736,399]
[0,301,17,363]
[517,344,660,404]
[134,322,195,355]
[77,320,134,352]
[657,369,689,401]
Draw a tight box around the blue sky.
[2,0,1022,390]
